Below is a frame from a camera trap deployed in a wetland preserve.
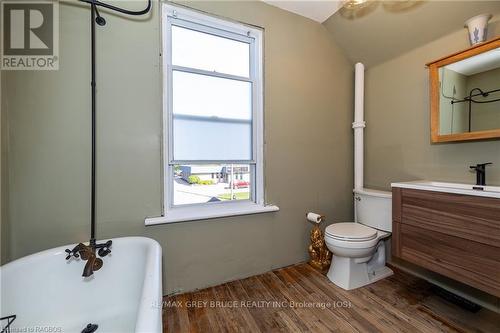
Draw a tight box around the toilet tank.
[354,188,392,232]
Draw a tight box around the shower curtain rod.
[451,88,500,105]
[79,0,152,16]
[450,87,500,133]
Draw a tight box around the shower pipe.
[83,0,151,243]
[64,0,151,277]
[450,87,500,132]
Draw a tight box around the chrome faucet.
[65,239,112,277]
[469,163,492,186]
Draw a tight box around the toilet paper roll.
[306,212,323,224]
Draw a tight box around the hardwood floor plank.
[184,293,200,333]
[288,265,386,333]
[189,287,215,333]
[271,269,335,332]
[273,268,358,333]
[363,278,442,328]
[257,272,311,332]
[212,284,246,332]
[163,263,500,333]
[170,294,190,333]
[373,268,500,333]
[419,287,500,332]
[225,280,263,332]
[205,287,231,333]
[260,270,323,332]
[239,275,287,332]
[276,311,303,332]
[362,274,460,332]
[163,295,177,333]
[298,264,434,333]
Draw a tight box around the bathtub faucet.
[65,239,112,277]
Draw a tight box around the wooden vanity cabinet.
[392,188,500,297]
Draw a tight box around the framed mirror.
[427,37,500,143]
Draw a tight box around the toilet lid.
[325,223,377,241]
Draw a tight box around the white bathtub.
[0,237,162,333]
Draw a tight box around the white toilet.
[324,188,393,290]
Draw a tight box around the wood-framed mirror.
[427,37,500,143]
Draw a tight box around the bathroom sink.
[417,181,500,193]
[391,180,500,198]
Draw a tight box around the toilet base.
[327,257,393,290]
[326,242,393,290]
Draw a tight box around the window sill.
[145,202,279,225]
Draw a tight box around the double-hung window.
[147,5,278,224]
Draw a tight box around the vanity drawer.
[400,224,500,297]
[400,189,500,247]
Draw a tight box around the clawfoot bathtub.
[0,237,162,333]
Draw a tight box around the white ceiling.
[445,47,500,76]
[262,1,343,23]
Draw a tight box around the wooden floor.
[163,263,500,332]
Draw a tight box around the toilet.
[324,188,393,290]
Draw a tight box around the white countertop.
[391,180,500,199]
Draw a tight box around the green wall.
[1,70,6,264]
[364,21,500,191]
[2,1,353,294]
[467,67,500,132]
[439,67,467,135]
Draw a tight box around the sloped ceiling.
[261,0,343,22]
[323,1,500,68]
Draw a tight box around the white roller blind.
[172,71,253,161]
[173,117,252,161]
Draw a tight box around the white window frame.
[145,4,278,225]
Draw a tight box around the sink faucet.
[469,163,492,186]
[65,239,112,277]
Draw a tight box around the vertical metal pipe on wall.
[353,63,366,191]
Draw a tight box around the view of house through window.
[173,164,252,205]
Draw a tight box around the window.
[146,5,278,225]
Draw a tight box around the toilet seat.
[325,223,377,242]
